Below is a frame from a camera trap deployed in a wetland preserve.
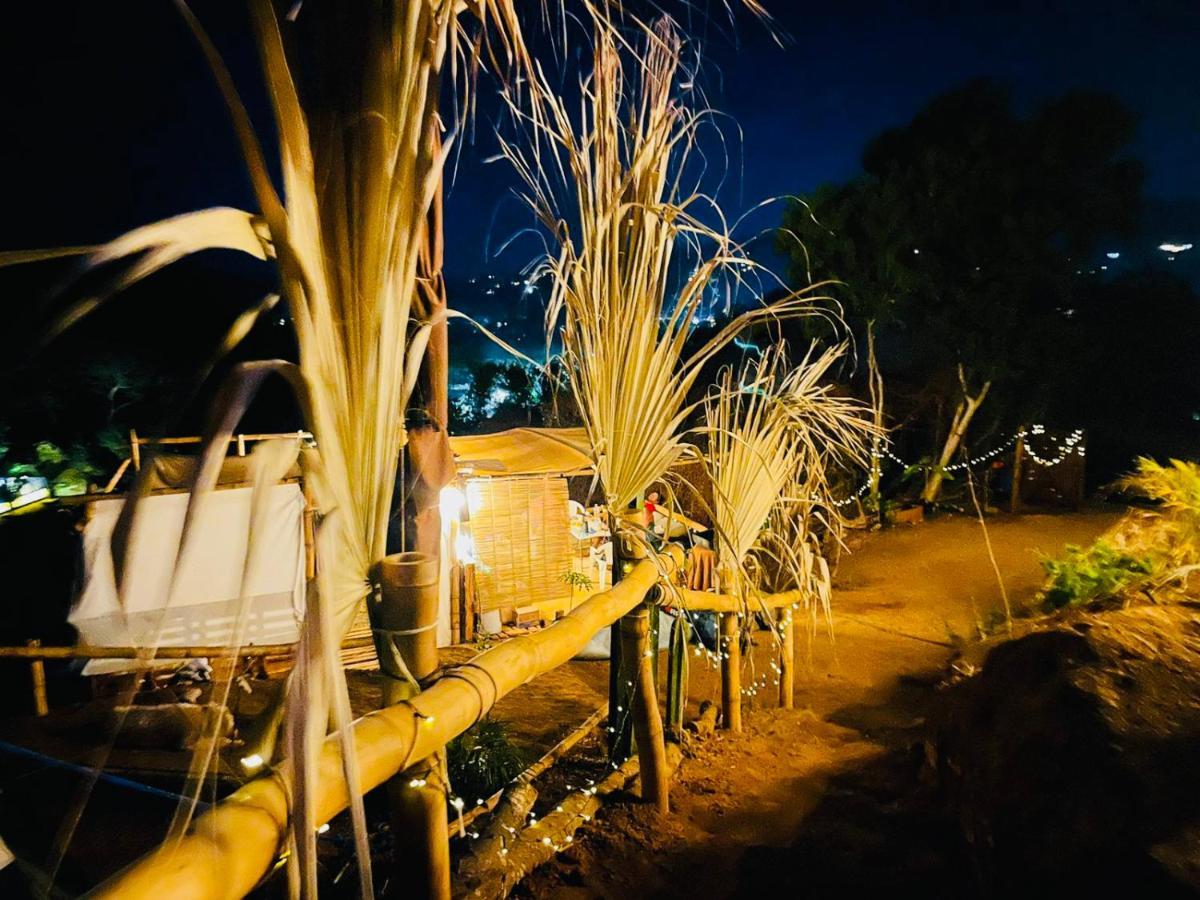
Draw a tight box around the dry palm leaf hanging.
[705,343,876,624]
[3,2,535,895]
[498,15,838,525]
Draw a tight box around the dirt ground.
[481,507,1124,899]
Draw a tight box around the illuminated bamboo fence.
[93,549,805,899]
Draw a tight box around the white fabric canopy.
[71,484,306,657]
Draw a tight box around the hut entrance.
[467,474,574,622]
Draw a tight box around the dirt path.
[510,509,1122,899]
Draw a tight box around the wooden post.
[1010,428,1025,514]
[449,562,461,642]
[376,552,449,900]
[129,429,141,471]
[620,606,669,813]
[776,608,794,710]
[719,612,741,732]
[28,639,48,717]
[608,519,634,761]
[463,563,476,642]
[665,615,688,739]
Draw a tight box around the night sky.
[1,2,1198,282]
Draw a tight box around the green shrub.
[446,717,526,806]
[1040,541,1153,610]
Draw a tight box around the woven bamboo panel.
[467,476,573,613]
[340,602,377,668]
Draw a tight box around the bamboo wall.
[467,475,572,615]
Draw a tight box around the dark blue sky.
[1,2,1197,280]
[450,1,1200,278]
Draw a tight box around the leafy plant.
[446,717,527,806]
[559,570,594,590]
[6,441,102,497]
[1039,541,1153,610]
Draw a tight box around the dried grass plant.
[706,344,876,627]
[497,15,838,525]
[5,3,535,894]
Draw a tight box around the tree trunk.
[922,367,991,505]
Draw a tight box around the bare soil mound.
[934,603,1200,896]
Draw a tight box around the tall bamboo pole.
[719,613,741,732]
[377,552,448,900]
[620,605,669,812]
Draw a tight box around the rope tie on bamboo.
[370,622,436,692]
[437,662,501,723]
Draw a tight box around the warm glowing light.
[453,529,476,565]
[241,753,264,771]
[466,481,486,517]
[317,823,330,834]
[439,484,466,523]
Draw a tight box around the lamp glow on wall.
[439,483,477,565]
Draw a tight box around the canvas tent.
[70,442,310,672]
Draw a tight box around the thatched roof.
[448,427,593,478]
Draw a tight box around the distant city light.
[484,386,511,416]
[1158,242,1193,253]
[1105,251,1120,259]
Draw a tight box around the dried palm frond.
[5,3,537,894]
[704,344,876,636]
[498,14,837,522]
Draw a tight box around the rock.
[933,605,1200,895]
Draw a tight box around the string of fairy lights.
[311,426,1088,861]
[830,425,1087,507]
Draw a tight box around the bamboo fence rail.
[95,548,682,900]
[92,546,811,899]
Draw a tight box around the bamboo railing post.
[620,605,669,813]
[608,519,635,761]
[28,639,48,717]
[776,608,794,710]
[376,552,449,900]
[665,615,689,739]
[719,612,741,732]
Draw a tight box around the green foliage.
[446,717,527,805]
[451,361,542,431]
[5,441,102,497]
[1040,541,1153,610]
[559,570,594,590]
